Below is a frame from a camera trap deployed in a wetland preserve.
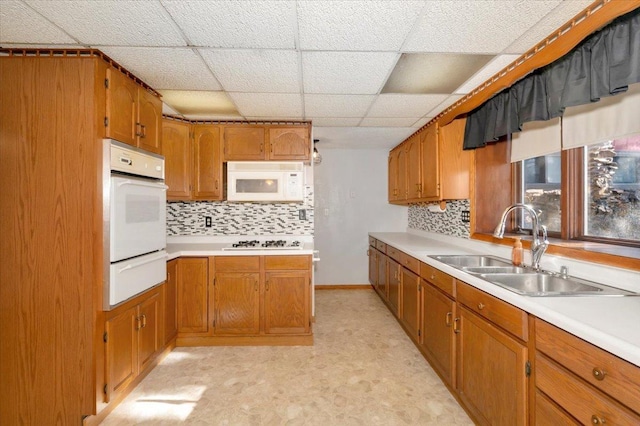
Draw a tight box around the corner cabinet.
[388,118,471,204]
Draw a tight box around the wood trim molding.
[163,114,312,126]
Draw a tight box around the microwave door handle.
[117,180,169,190]
[117,252,168,273]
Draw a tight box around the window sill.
[471,233,640,271]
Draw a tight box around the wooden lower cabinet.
[213,271,261,335]
[400,267,420,341]
[104,288,161,403]
[377,252,388,298]
[534,390,579,426]
[176,257,209,334]
[456,305,528,426]
[265,271,310,334]
[387,258,401,316]
[420,280,456,387]
[164,260,178,345]
[368,245,378,287]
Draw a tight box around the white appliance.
[222,239,303,251]
[227,161,304,202]
[104,140,168,310]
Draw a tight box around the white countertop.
[370,230,640,367]
[166,235,315,260]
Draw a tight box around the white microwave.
[227,161,305,202]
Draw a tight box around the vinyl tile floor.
[101,289,473,425]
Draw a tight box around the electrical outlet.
[461,210,471,223]
[205,216,212,227]
[299,209,306,220]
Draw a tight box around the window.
[520,153,562,234]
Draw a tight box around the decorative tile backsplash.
[408,200,471,238]
[167,186,314,236]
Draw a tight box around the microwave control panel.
[286,172,303,199]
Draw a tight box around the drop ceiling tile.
[454,54,520,94]
[313,126,415,149]
[360,117,418,127]
[199,49,300,93]
[302,51,399,94]
[297,0,425,51]
[367,94,449,118]
[162,102,181,116]
[162,0,296,48]
[99,47,221,90]
[403,0,562,54]
[228,93,303,118]
[26,0,186,46]
[505,0,594,54]
[304,94,375,117]
[159,90,240,116]
[309,117,363,127]
[425,94,465,117]
[0,1,77,44]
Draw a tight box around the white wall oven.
[227,161,304,202]
[104,139,167,310]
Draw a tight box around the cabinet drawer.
[369,236,376,247]
[400,253,419,274]
[420,263,455,297]
[535,390,579,426]
[387,246,401,262]
[536,354,640,425]
[457,281,528,341]
[265,255,310,270]
[375,240,386,253]
[215,256,260,272]
[536,319,640,414]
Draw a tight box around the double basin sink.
[430,255,637,297]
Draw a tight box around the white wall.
[314,149,407,285]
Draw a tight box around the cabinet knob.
[592,368,606,381]
[478,302,485,310]
[430,274,435,280]
[591,415,605,425]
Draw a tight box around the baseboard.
[315,284,373,290]
[176,334,313,346]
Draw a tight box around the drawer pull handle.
[445,312,452,327]
[430,274,435,280]
[453,318,460,334]
[592,368,606,381]
[478,302,485,310]
[591,415,605,425]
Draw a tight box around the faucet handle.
[540,225,548,241]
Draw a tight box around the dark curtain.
[463,6,640,150]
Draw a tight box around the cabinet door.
[192,125,222,200]
[162,120,191,200]
[420,124,439,199]
[368,247,377,287]
[396,146,407,201]
[264,271,310,334]
[177,258,209,334]
[421,281,456,386]
[137,89,162,154]
[388,151,398,202]
[213,272,260,335]
[439,118,470,200]
[400,268,420,341]
[105,68,137,145]
[104,306,137,402]
[457,306,528,426]
[223,126,266,160]
[137,292,160,373]
[164,260,178,344]
[387,258,401,316]
[268,127,310,161]
[377,252,388,298]
[406,135,422,201]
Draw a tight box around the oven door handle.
[117,252,168,273]
[117,179,168,190]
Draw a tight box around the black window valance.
[463,7,640,150]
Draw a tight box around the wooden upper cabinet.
[162,119,191,200]
[439,118,471,200]
[136,89,162,154]
[106,68,137,145]
[264,271,310,334]
[105,68,163,154]
[396,146,407,201]
[388,149,399,202]
[192,125,223,200]
[420,124,439,200]
[268,127,310,161]
[406,135,422,201]
[223,126,266,161]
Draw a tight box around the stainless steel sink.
[463,266,528,274]
[480,273,637,296]
[429,255,512,268]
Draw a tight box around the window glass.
[521,153,562,234]
[585,135,640,241]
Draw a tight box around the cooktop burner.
[224,239,303,250]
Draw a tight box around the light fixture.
[313,139,322,165]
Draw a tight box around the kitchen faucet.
[493,203,549,271]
